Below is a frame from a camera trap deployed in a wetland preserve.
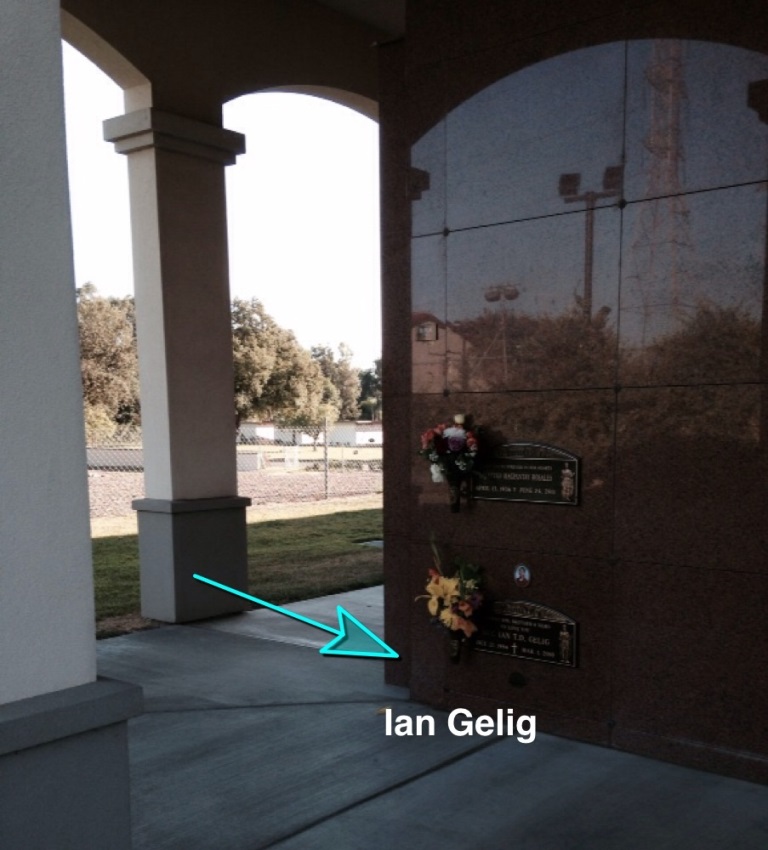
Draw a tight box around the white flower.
[430,463,445,483]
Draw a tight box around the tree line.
[452,299,762,460]
[77,285,382,441]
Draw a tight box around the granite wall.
[382,0,768,782]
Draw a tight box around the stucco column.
[104,108,251,622]
[0,3,140,847]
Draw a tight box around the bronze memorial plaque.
[473,442,580,505]
[474,600,578,667]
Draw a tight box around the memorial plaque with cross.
[474,600,578,667]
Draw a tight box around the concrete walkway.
[97,587,768,850]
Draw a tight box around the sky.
[61,42,382,369]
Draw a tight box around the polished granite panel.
[412,234,448,394]
[383,532,412,687]
[407,538,455,706]
[448,0,626,61]
[403,0,456,72]
[397,0,768,781]
[613,561,768,757]
[405,0,627,71]
[618,184,767,384]
[405,50,449,229]
[444,42,626,230]
[412,33,768,234]
[380,38,415,404]
[614,384,768,571]
[407,11,633,158]
[445,209,621,392]
[409,540,615,731]
[411,114,446,237]
[623,0,768,61]
[410,390,616,560]
[623,40,768,202]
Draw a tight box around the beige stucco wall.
[0,0,96,704]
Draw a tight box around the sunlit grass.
[92,508,383,634]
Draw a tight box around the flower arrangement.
[419,413,479,481]
[416,541,483,659]
[419,414,479,510]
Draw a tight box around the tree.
[457,303,617,392]
[76,291,343,441]
[358,358,382,420]
[311,343,361,420]
[232,298,330,426]
[619,303,761,445]
[77,284,140,439]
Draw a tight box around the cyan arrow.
[193,573,398,659]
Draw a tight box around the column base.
[0,678,142,850]
[133,496,251,622]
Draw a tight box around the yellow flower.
[439,608,454,628]
[439,577,460,600]
[422,577,446,614]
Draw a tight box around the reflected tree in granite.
[620,304,761,446]
[458,301,616,392]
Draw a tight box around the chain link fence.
[86,424,383,518]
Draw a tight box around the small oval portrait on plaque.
[514,563,531,588]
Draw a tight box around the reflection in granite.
[620,184,766,382]
[441,42,626,230]
[411,120,447,237]
[444,210,621,392]
[613,563,768,755]
[410,391,616,560]
[411,39,768,234]
[420,545,615,738]
[615,384,767,572]
[624,41,768,202]
[403,30,768,782]
[412,235,447,393]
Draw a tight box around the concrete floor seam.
[257,736,505,850]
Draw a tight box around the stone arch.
[60,9,151,110]
[264,84,378,121]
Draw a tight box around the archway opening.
[223,91,381,373]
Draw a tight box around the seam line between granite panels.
[412,179,768,240]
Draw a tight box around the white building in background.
[239,420,382,446]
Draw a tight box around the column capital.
[103,107,245,164]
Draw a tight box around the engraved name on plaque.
[473,442,580,506]
[474,600,578,668]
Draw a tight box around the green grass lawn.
[93,508,383,635]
